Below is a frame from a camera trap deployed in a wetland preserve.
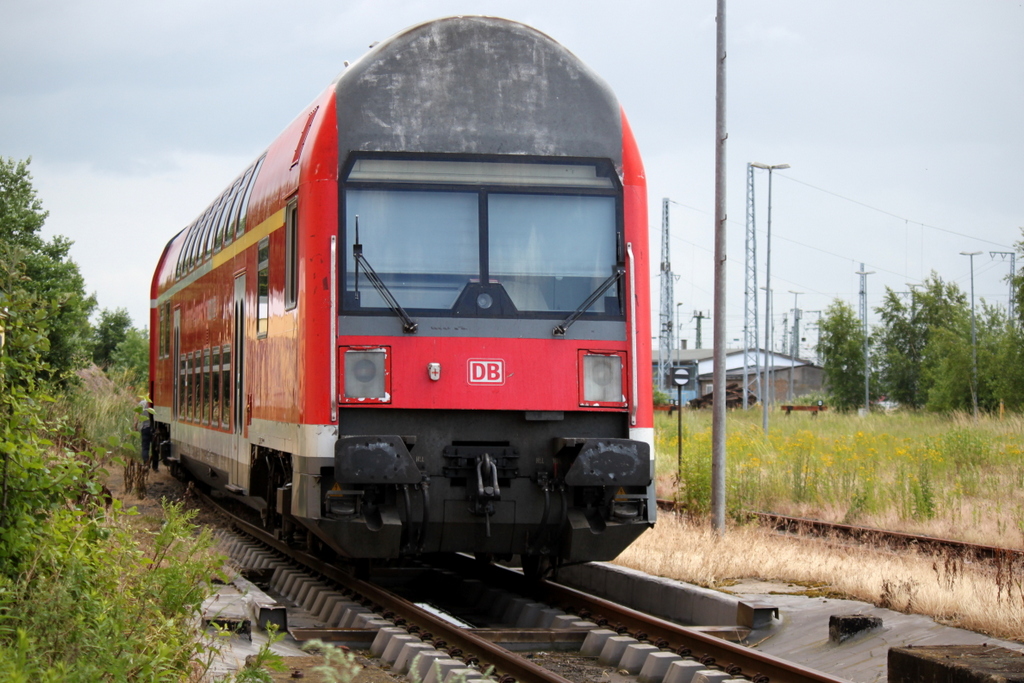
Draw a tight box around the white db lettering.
[468,359,504,385]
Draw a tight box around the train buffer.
[780,403,827,416]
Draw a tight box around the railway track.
[202,491,848,683]
[750,512,1024,563]
[656,500,1024,564]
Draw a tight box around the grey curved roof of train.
[333,16,623,167]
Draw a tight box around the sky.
[2,1,1022,360]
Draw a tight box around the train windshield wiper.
[552,266,624,336]
[352,216,418,334]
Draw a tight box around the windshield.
[488,193,617,313]
[343,161,621,318]
[345,189,479,310]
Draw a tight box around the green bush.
[0,263,225,680]
[0,502,223,681]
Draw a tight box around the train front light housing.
[344,349,387,399]
[582,353,623,404]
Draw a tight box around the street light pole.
[676,302,683,353]
[751,162,789,434]
[961,251,981,419]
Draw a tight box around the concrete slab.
[394,643,438,674]
[516,602,550,628]
[363,618,395,630]
[487,591,514,620]
[638,652,683,683]
[619,643,661,674]
[443,668,483,683]
[598,635,639,666]
[691,671,731,683]
[536,608,566,628]
[734,589,1024,683]
[338,605,372,628]
[381,634,422,665]
[888,644,1024,682]
[502,597,533,626]
[662,660,709,683]
[370,627,408,657]
[325,600,362,626]
[310,591,346,619]
[551,614,584,630]
[409,650,452,683]
[350,611,382,629]
[422,658,466,683]
[580,629,618,657]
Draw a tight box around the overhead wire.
[776,174,1014,250]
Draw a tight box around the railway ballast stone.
[888,644,1024,682]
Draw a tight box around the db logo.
[468,359,505,385]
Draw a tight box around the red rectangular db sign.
[467,359,505,385]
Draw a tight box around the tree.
[0,157,95,384]
[92,307,133,369]
[873,288,924,407]
[109,326,149,385]
[817,299,866,411]
[993,319,1024,410]
[912,274,968,409]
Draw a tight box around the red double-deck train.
[149,16,654,572]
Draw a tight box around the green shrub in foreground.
[0,501,224,682]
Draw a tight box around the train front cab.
[309,154,655,565]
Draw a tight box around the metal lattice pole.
[990,251,1016,326]
[743,163,760,409]
[658,198,675,392]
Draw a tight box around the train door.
[233,274,246,439]
[173,307,181,418]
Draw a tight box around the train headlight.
[582,353,623,404]
[344,349,387,399]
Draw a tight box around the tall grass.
[655,409,1024,547]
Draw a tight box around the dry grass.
[640,409,1024,641]
[614,512,1024,643]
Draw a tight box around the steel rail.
[221,510,576,683]
[655,501,1024,563]
[752,511,1024,562]
[429,554,846,683]
[209,493,846,683]
[536,579,845,683]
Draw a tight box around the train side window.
[214,182,239,253]
[285,198,298,310]
[236,155,265,239]
[211,347,221,427]
[158,305,167,359]
[164,303,172,356]
[220,345,231,428]
[181,220,199,273]
[226,166,253,243]
[208,191,231,257]
[189,210,209,270]
[202,348,212,425]
[201,200,221,262]
[192,352,202,421]
[177,353,186,419]
[257,237,270,338]
[184,353,194,421]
